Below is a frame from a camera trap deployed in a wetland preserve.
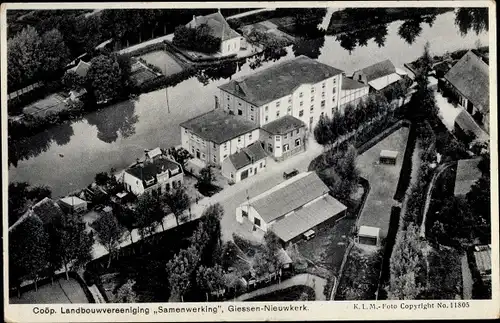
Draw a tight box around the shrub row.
[8,81,64,116]
[164,40,238,63]
[393,124,418,201]
[123,41,167,58]
[132,67,197,95]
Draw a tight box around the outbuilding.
[357,225,380,246]
[59,196,88,214]
[379,150,399,165]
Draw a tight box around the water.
[9,10,489,197]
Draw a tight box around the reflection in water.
[249,47,288,70]
[195,60,239,86]
[454,8,489,36]
[85,100,139,144]
[292,36,325,59]
[336,24,390,53]
[398,19,423,45]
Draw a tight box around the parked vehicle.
[283,169,299,179]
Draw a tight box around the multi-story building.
[217,55,344,131]
[180,109,260,166]
[339,76,370,112]
[120,151,184,196]
[259,115,306,161]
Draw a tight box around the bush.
[173,24,221,54]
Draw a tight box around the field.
[356,127,410,239]
[10,278,91,304]
[139,50,184,77]
[23,93,69,118]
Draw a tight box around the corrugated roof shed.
[473,244,491,275]
[270,195,346,242]
[248,172,330,223]
[219,56,343,107]
[180,109,259,144]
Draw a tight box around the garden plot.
[139,50,184,77]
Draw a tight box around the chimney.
[192,15,196,27]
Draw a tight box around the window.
[213,143,216,149]
[227,104,230,109]
[238,109,243,115]
[228,44,230,51]
[321,112,324,117]
[242,210,248,218]
[333,78,336,84]
[276,101,281,107]
[332,107,336,114]
[322,82,326,88]
[249,133,252,140]
[288,97,292,103]
[165,183,170,191]
[295,138,301,147]
[268,143,273,152]
[299,92,303,98]
[268,135,272,139]
[223,154,228,159]
[283,144,289,152]
[276,110,280,118]
[310,116,314,124]
[358,75,362,81]
[275,136,281,141]
[238,102,242,106]
[227,95,230,101]
[321,100,326,108]
[250,106,254,112]
[238,136,242,143]
[311,87,315,93]
[184,129,188,134]
[254,218,261,227]
[284,134,288,139]
[224,142,228,150]
[265,116,269,122]
[213,155,217,162]
[332,87,336,94]
[191,147,195,153]
[296,129,300,135]
[260,162,263,168]
[250,115,254,121]
[332,96,336,102]
[287,106,292,114]
[250,168,253,174]
[202,153,206,159]
[265,106,268,112]
[300,101,303,107]
[299,110,304,117]
[311,96,314,102]
[322,92,325,98]
[310,105,314,112]
[230,173,234,179]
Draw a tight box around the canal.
[8,10,489,197]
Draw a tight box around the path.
[419,161,454,238]
[118,8,276,55]
[233,273,327,301]
[461,254,473,300]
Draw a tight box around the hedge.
[123,41,168,58]
[355,119,410,154]
[164,40,238,63]
[393,124,418,201]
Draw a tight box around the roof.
[270,195,347,242]
[229,141,267,170]
[380,150,399,159]
[454,158,482,196]
[368,73,402,91]
[219,56,343,106]
[60,196,87,206]
[276,248,292,265]
[358,225,381,238]
[246,172,330,223]
[260,115,305,135]
[187,11,240,41]
[341,76,368,90]
[68,60,91,78]
[146,147,162,160]
[454,110,489,141]
[444,50,489,113]
[180,109,259,144]
[356,59,396,82]
[473,245,491,274]
[125,156,181,187]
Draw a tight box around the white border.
[2,2,498,322]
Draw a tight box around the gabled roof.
[270,194,346,243]
[180,109,259,144]
[125,157,181,188]
[9,197,65,231]
[445,50,489,113]
[260,115,305,135]
[245,172,330,223]
[341,76,368,90]
[473,244,491,275]
[219,56,343,107]
[187,11,240,41]
[146,147,162,160]
[356,59,396,82]
[68,60,91,78]
[358,225,381,238]
[454,110,488,140]
[60,196,87,207]
[229,141,267,170]
[454,158,482,196]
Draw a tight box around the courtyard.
[139,50,184,77]
[356,126,410,239]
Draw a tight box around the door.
[240,169,249,180]
[196,149,200,159]
[254,167,257,174]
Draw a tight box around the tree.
[46,212,94,280]
[198,165,215,188]
[9,216,50,292]
[196,265,225,300]
[135,193,163,237]
[409,42,438,120]
[114,279,137,303]
[39,29,71,79]
[164,186,191,226]
[168,147,192,171]
[7,26,42,89]
[95,172,110,186]
[62,71,85,91]
[455,8,488,36]
[314,113,333,147]
[92,211,126,268]
[166,246,201,302]
[199,203,224,266]
[86,54,123,103]
[172,23,221,54]
[264,230,282,272]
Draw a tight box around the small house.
[357,225,380,246]
[352,59,405,92]
[221,141,267,183]
[59,196,88,214]
[473,244,491,283]
[379,150,398,165]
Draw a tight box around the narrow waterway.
[9,10,489,197]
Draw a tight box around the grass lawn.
[246,285,315,301]
[139,50,184,77]
[356,127,410,239]
[130,68,158,86]
[10,278,91,304]
[23,93,69,118]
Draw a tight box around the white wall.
[234,157,266,182]
[122,172,145,195]
[221,37,241,55]
[235,204,268,231]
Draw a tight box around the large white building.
[186,10,244,56]
[217,55,344,131]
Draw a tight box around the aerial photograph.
[6,5,491,304]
